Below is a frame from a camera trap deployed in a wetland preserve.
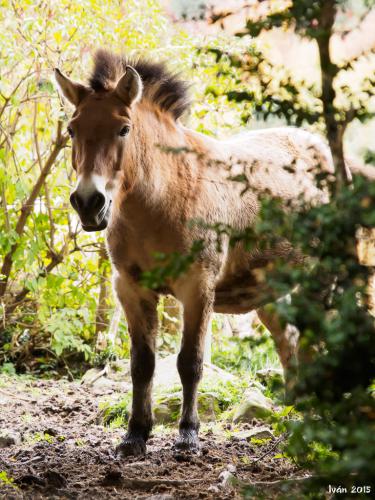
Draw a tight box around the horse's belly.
[213,264,271,314]
[213,240,300,313]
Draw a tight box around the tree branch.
[0,121,68,297]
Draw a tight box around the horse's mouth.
[82,219,108,232]
[81,201,111,232]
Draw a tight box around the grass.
[100,321,286,428]
[211,326,281,378]
[100,376,251,428]
[0,471,16,489]
[24,432,57,445]
[100,375,282,428]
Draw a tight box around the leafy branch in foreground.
[140,240,205,290]
[253,175,375,493]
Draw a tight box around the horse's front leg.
[114,276,158,457]
[176,283,214,451]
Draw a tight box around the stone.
[154,391,220,424]
[0,430,22,448]
[198,392,220,421]
[233,388,274,423]
[226,311,259,338]
[218,470,236,488]
[232,426,274,441]
[256,368,284,384]
[207,485,220,494]
[107,360,131,381]
[82,354,236,396]
[147,496,174,500]
[154,393,181,424]
[153,354,236,391]
[81,361,131,388]
[81,367,106,386]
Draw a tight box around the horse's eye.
[67,126,74,138]
[119,125,130,137]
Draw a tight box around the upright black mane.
[89,49,191,120]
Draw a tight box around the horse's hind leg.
[114,276,158,457]
[257,306,299,389]
[175,281,214,451]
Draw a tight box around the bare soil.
[0,377,298,499]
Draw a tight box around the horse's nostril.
[70,190,106,215]
[70,191,81,211]
[91,192,106,211]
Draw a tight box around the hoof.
[116,435,146,457]
[174,430,200,452]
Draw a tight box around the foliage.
[0,0,219,373]
[203,0,375,493]
[246,176,375,490]
[140,240,205,289]
[211,326,280,377]
[0,471,15,488]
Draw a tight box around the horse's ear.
[115,66,143,106]
[54,68,91,106]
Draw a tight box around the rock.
[0,430,21,448]
[218,470,236,488]
[233,388,274,423]
[44,470,67,488]
[16,474,46,486]
[226,311,259,338]
[92,377,116,391]
[154,393,181,424]
[43,427,59,437]
[109,360,130,379]
[154,354,236,391]
[147,496,174,500]
[198,392,220,421]
[256,368,284,384]
[208,485,220,494]
[81,367,107,385]
[81,362,131,388]
[90,377,130,396]
[82,354,236,396]
[232,426,274,441]
[100,468,123,486]
[154,391,220,424]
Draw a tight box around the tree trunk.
[316,0,351,190]
[107,304,122,346]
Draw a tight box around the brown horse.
[55,49,352,456]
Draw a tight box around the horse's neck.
[127,110,203,202]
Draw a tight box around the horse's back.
[222,127,334,203]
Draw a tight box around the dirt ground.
[0,377,299,499]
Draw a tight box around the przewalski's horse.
[55,49,346,456]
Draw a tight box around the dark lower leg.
[174,283,213,451]
[117,340,155,457]
[176,346,204,451]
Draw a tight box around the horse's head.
[55,66,142,231]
